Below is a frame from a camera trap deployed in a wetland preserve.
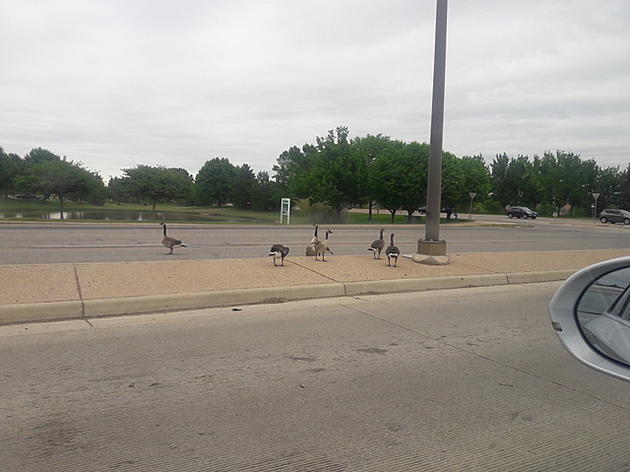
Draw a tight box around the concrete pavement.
[2,248,629,324]
[3,284,630,471]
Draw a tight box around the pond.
[0,209,270,223]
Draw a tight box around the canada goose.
[269,244,289,266]
[315,229,333,262]
[310,224,321,245]
[385,233,400,267]
[306,223,320,256]
[160,222,187,255]
[368,228,385,259]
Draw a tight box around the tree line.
[2,128,629,221]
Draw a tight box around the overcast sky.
[1,0,628,180]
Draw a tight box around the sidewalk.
[1,248,629,325]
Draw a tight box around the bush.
[536,202,557,217]
[474,199,504,214]
[298,199,347,223]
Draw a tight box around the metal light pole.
[468,192,477,221]
[416,0,449,261]
[592,192,600,224]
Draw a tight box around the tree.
[454,154,491,215]
[350,134,393,220]
[440,151,465,216]
[24,147,62,165]
[251,171,279,211]
[121,165,193,210]
[490,153,512,207]
[294,127,364,220]
[0,147,24,197]
[594,166,622,211]
[231,164,257,209]
[30,159,105,216]
[620,164,630,210]
[369,140,428,222]
[195,158,236,207]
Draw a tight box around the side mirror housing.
[549,256,630,382]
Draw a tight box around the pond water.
[0,209,269,223]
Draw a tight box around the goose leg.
[377,248,381,259]
[387,256,391,266]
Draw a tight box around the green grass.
[345,212,465,225]
[0,198,467,225]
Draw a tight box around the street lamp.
[592,192,600,224]
[415,0,449,265]
[468,192,477,221]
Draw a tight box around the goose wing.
[163,236,182,246]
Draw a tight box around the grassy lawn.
[0,198,467,225]
[345,212,463,225]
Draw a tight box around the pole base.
[414,240,450,265]
[416,239,447,256]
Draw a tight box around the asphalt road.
[2,283,630,471]
[0,220,629,264]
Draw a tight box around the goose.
[306,224,319,256]
[368,228,385,259]
[310,224,321,245]
[269,244,289,266]
[385,233,400,267]
[160,222,187,255]
[315,229,333,262]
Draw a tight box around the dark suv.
[506,206,537,219]
[599,209,630,225]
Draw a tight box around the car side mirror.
[549,256,630,381]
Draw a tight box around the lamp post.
[415,0,449,264]
[468,192,477,221]
[592,192,600,224]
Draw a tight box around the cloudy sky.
[1,0,628,180]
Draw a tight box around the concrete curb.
[506,269,576,285]
[83,283,346,318]
[0,269,575,325]
[0,300,83,324]
[345,273,509,296]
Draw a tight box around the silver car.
[550,257,630,382]
[599,208,630,225]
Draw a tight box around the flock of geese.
[270,224,400,268]
[160,222,400,267]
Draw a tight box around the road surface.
[0,221,629,264]
[2,282,630,471]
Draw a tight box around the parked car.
[599,208,630,225]
[506,206,537,219]
[417,206,458,218]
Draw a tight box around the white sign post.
[280,198,291,224]
[592,193,600,225]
